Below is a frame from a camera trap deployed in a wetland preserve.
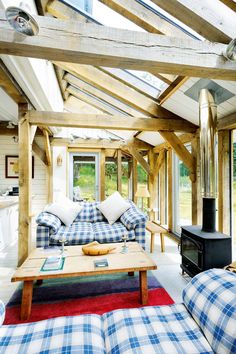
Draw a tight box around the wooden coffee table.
[11,242,157,320]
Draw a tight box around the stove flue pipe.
[199,89,217,232]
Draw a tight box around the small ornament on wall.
[57,154,63,166]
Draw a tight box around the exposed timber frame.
[27,111,197,132]
[0,13,236,80]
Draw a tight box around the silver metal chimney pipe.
[199,89,217,232]
[199,89,217,198]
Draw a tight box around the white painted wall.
[52,146,68,201]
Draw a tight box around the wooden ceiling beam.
[0,13,235,80]
[151,0,236,43]
[27,111,197,132]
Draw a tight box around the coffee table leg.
[139,271,148,305]
[21,280,33,320]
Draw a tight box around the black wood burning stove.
[181,225,231,277]
[180,89,232,277]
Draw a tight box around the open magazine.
[41,256,64,271]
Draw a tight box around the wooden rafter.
[0,14,235,80]
[219,0,236,12]
[151,0,236,43]
[46,0,86,21]
[56,63,180,118]
[27,111,197,132]
[66,85,122,116]
[157,76,189,104]
[64,72,138,116]
[218,112,236,130]
[65,95,105,115]
[159,131,195,181]
[0,59,27,104]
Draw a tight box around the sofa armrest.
[0,300,5,325]
[183,268,236,354]
[134,222,146,249]
[36,212,61,234]
[120,202,147,230]
[36,225,50,248]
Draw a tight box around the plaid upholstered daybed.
[0,269,235,353]
[36,201,147,249]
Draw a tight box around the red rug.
[4,274,174,324]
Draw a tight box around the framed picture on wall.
[5,155,34,178]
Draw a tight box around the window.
[173,147,192,235]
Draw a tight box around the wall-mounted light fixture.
[57,154,63,166]
[12,136,19,143]
[5,6,39,36]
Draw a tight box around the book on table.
[41,256,64,271]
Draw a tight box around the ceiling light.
[5,6,39,36]
[224,39,236,62]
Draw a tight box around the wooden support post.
[128,160,132,199]
[159,158,166,225]
[18,104,32,266]
[191,136,201,225]
[148,150,155,221]
[100,148,106,201]
[47,161,53,204]
[43,129,52,166]
[218,130,231,234]
[117,149,122,194]
[132,158,138,203]
[167,149,173,231]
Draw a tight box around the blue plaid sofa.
[36,200,147,249]
[0,269,235,353]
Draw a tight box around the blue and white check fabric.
[103,304,213,354]
[120,201,147,230]
[74,202,92,222]
[36,212,61,234]
[183,268,236,354]
[0,315,105,354]
[36,225,50,248]
[0,300,5,326]
[93,222,135,244]
[50,222,94,245]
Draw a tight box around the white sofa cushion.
[45,197,83,227]
[97,192,130,225]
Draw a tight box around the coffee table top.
[12,242,157,282]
